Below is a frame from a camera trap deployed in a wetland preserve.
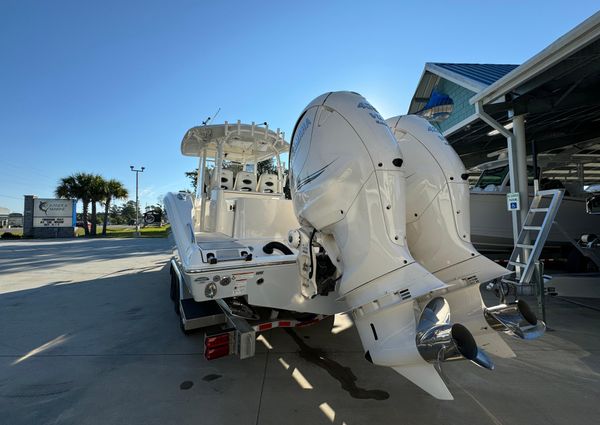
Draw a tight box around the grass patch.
[0,230,22,239]
[1,226,170,239]
[77,225,170,238]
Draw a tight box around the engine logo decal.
[357,101,387,126]
[357,101,377,111]
[296,160,335,190]
[368,112,387,126]
[427,125,446,142]
[291,116,312,157]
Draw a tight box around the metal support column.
[475,102,520,242]
[505,133,521,241]
[577,162,585,190]
[198,148,207,232]
[130,165,145,237]
[512,114,529,229]
[533,261,547,324]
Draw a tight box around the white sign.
[506,192,520,211]
[33,198,75,227]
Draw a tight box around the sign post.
[24,196,76,238]
[33,198,76,227]
[506,192,521,212]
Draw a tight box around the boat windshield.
[475,164,539,189]
[474,166,509,189]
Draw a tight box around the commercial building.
[0,207,9,228]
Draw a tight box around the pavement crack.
[255,350,269,425]
[452,379,504,425]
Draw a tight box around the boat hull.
[470,191,599,254]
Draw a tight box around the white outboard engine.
[386,115,503,281]
[387,115,545,353]
[289,92,498,400]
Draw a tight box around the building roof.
[408,63,517,114]
[432,63,519,87]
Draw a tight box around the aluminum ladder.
[502,189,564,289]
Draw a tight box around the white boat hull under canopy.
[469,149,600,255]
[470,191,599,255]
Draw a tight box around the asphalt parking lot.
[1,238,599,425]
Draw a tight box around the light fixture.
[487,122,514,136]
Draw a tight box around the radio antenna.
[202,107,221,126]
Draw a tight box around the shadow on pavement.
[0,238,174,274]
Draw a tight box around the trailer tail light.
[205,345,230,360]
[205,334,230,347]
[204,329,234,360]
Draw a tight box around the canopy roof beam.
[475,101,529,243]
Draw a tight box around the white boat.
[165,93,547,401]
[164,122,341,316]
[469,153,600,263]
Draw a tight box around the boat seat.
[218,169,234,190]
[234,171,257,192]
[233,198,299,239]
[257,174,278,193]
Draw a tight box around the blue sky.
[1,1,598,213]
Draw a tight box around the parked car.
[76,221,92,231]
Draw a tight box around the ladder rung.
[501,278,521,285]
[523,226,542,231]
[509,261,526,267]
[530,208,549,213]
[516,243,534,249]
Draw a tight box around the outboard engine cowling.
[386,114,545,357]
[386,115,509,284]
[289,92,493,400]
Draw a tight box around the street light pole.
[130,165,145,236]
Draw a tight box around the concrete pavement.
[1,238,599,425]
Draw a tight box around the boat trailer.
[170,259,325,361]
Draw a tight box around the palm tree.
[101,179,129,236]
[55,172,94,236]
[88,174,106,236]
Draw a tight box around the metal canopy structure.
[465,12,600,242]
[182,121,290,212]
[451,12,600,169]
[181,121,289,163]
[406,12,600,245]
